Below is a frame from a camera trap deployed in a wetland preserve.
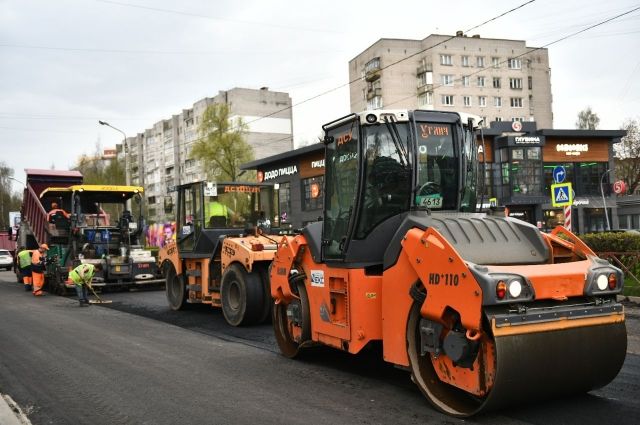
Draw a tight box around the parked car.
[0,249,13,271]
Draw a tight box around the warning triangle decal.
[556,188,569,202]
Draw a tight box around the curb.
[618,295,640,304]
[0,395,30,425]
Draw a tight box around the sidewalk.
[0,394,30,425]
[619,295,640,319]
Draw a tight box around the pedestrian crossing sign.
[551,182,573,207]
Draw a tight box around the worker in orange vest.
[31,244,49,296]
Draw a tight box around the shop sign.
[572,198,589,206]
[556,143,589,156]
[512,121,523,132]
[311,159,325,169]
[506,135,545,146]
[263,165,298,181]
[613,180,627,195]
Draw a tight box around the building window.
[494,96,502,107]
[418,92,433,106]
[509,78,523,89]
[478,96,486,107]
[148,196,156,204]
[510,147,542,196]
[440,54,452,65]
[461,55,470,67]
[302,176,324,211]
[492,57,500,68]
[419,71,433,86]
[510,97,523,108]
[462,76,470,87]
[477,56,485,68]
[508,58,521,69]
[477,76,485,87]
[511,117,524,122]
[495,117,502,122]
[528,76,533,90]
[442,95,454,106]
[364,57,380,73]
[367,96,383,110]
[463,96,471,107]
[442,74,454,86]
[278,182,291,222]
[493,77,501,88]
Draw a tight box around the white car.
[0,249,13,271]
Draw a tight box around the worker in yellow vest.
[207,196,232,227]
[17,247,33,291]
[69,263,103,306]
[31,244,49,296]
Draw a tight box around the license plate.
[138,263,150,269]
[416,195,443,208]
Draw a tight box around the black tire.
[272,282,311,358]
[220,264,264,326]
[255,263,273,324]
[165,262,187,310]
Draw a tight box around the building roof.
[538,129,626,139]
[25,169,83,178]
[241,143,324,170]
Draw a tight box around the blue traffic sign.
[551,182,573,207]
[552,165,566,183]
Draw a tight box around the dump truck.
[269,110,627,417]
[16,169,161,292]
[159,181,288,326]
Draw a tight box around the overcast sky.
[1,0,639,192]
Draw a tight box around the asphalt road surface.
[1,269,639,425]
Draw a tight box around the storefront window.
[543,208,565,232]
[302,176,324,211]
[510,147,542,195]
[577,162,609,196]
[584,208,608,233]
[543,163,574,193]
[278,182,291,223]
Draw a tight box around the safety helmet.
[40,243,49,250]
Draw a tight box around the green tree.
[0,162,24,230]
[73,141,125,185]
[191,103,254,182]
[614,118,640,195]
[576,106,600,130]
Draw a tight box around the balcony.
[416,63,433,75]
[417,83,433,95]
[365,68,380,82]
[366,88,382,100]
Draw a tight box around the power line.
[238,0,537,130]
[386,4,640,109]
[93,0,342,34]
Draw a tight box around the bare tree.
[614,118,640,194]
[576,107,600,130]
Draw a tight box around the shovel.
[86,281,112,304]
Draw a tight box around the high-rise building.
[127,87,293,223]
[349,33,553,127]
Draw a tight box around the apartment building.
[127,87,293,223]
[349,33,553,127]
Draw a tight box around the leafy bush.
[580,232,640,253]
[580,232,640,291]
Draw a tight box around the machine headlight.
[508,278,523,298]
[596,274,608,291]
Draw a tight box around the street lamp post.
[98,120,130,186]
[600,169,612,231]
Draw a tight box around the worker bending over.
[69,263,102,307]
[31,244,49,296]
[17,247,33,291]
